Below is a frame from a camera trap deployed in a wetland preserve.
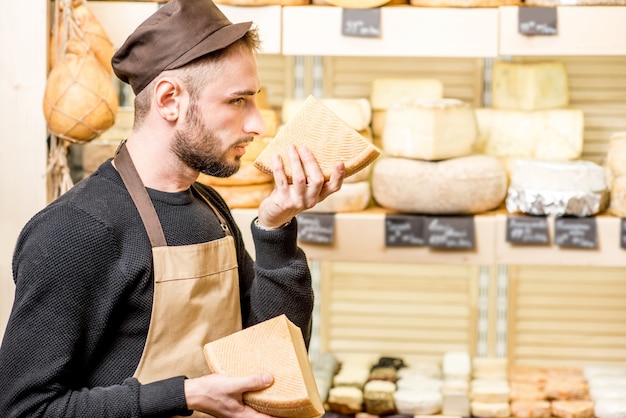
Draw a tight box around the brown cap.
[111,0,252,95]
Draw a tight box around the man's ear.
[154,77,183,122]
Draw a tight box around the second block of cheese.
[382,98,478,161]
[475,108,584,160]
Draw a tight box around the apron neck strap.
[113,141,168,248]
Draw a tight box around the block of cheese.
[254,95,380,183]
[506,158,609,217]
[474,108,584,160]
[510,400,552,418]
[210,182,273,209]
[372,155,507,215]
[197,161,273,187]
[394,388,443,415]
[382,98,478,161]
[282,97,372,132]
[443,352,472,379]
[307,180,371,213]
[607,132,626,178]
[202,314,324,418]
[471,401,511,418]
[610,175,626,217]
[491,61,569,110]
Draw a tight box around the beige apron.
[114,142,242,417]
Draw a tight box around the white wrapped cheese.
[491,61,569,110]
[506,158,609,217]
[475,108,584,160]
[372,154,507,215]
[382,98,478,161]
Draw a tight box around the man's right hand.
[184,373,277,417]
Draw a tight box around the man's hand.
[256,144,345,230]
[184,373,277,417]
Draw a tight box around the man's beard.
[172,103,241,178]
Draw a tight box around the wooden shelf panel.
[499,6,626,56]
[281,6,499,57]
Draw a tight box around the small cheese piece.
[202,315,324,418]
[594,400,626,418]
[551,400,595,418]
[443,352,472,379]
[394,388,443,415]
[282,97,372,131]
[491,61,569,110]
[307,180,371,213]
[363,380,397,415]
[372,155,507,215]
[471,401,511,418]
[327,386,364,415]
[475,108,584,160]
[333,364,371,389]
[510,400,552,418]
[382,98,478,161]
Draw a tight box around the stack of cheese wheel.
[475,61,584,168]
[372,96,508,215]
[394,361,444,415]
[281,97,376,213]
[470,358,511,418]
[197,102,278,208]
[441,351,472,416]
[362,357,404,415]
[606,132,626,217]
[583,365,626,418]
[326,356,373,415]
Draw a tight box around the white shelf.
[499,6,626,56]
[217,5,283,54]
[282,6,499,57]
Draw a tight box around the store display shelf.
[499,6,626,56]
[232,207,626,267]
[281,5,499,57]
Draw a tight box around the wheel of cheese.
[203,315,324,418]
[394,388,443,415]
[210,182,274,209]
[372,155,507,215]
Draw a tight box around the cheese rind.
[491,61,569,110]
[382,98,478,161]
[474,108,584,160]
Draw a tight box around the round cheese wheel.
[197,161,273,187]
[210,183,274,209]
[308,181,371,213]
[372,154,507,214]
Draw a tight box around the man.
[0,0,345,416]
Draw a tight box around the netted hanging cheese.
[43,40,118,142]
[50,0,115,74]
[491,61,569,111]
[372,155,507,215]
[382,98,478,161]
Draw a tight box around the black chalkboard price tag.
[506,215,550,245]
[296,213,335,244]
[384,214,426,247]
[424,216,475,249]
[518,7,558,36]
[621,218,626,249]
[341,8,382,38]
[554,217,597,249]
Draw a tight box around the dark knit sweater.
[0,160,314,418]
